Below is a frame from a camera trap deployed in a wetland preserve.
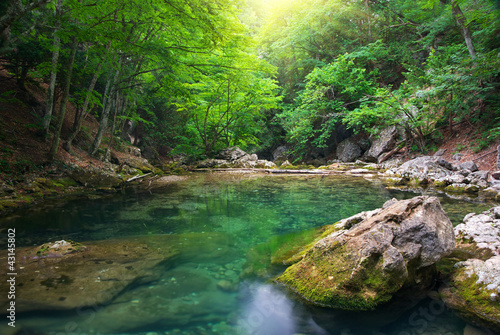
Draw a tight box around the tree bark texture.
[451,0,477,60]
[89,63,121,156]
[48,36,78,162]
[42,0,63,137]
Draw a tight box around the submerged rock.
[0,236,180,313]
[275,196,455,311]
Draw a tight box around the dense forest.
[0,0,499,164]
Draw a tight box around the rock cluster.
[197,147,277,169]
[276,196,455,310]
[440,206,500,332]
[455,207,500,255]
[384,156,489,193]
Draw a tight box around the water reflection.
[237,283,328,335]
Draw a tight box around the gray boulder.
[365,126,399,162]
[272,145,290,162]
[216,146,247,161]
[468,170,489,188]
[337,137,362,162]
[434,149,446,157]
[196,159,228,168]
[455,206,500,256]
[436,158,454,170]
[276,196,455,310]
[459,161,478,172]
[69,166,123,188]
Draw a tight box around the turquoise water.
[0,173,495,334]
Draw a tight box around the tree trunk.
[64,42,110,151]
[89,64,120,156]
[48,36,78,162]
[451,0,476,60]
[42,0,62,138]
[104,92,124,160]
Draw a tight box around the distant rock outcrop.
[384,156,490,194]
[196,147,277,169]
[276,196,455,311]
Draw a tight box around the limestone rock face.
[365,126,399,162]
[337,137,362,162]
[276,196,455,310]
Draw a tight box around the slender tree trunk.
[42,0,62,138]
[225,78,230,146]
[366,0,371,40]
[64,42,111,151]
[89,64,120,156]
[105,93,125,160]
[451,0,476,60]
[48,36,78,162]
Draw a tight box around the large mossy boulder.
[69,166,123,188]
[275,196,455,310]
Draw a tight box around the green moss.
[452,270,500,325]
[53,177,79,188]
[445,184,466,193]
[280,164,299,170]
[242,224,342,278]
[275,240,398,310]
[433,180,448,188]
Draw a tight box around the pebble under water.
[0,173,495,335]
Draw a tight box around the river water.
[0,173,495,334]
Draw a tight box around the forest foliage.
[0,0,499,162]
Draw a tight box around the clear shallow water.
[0,173,495,335]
